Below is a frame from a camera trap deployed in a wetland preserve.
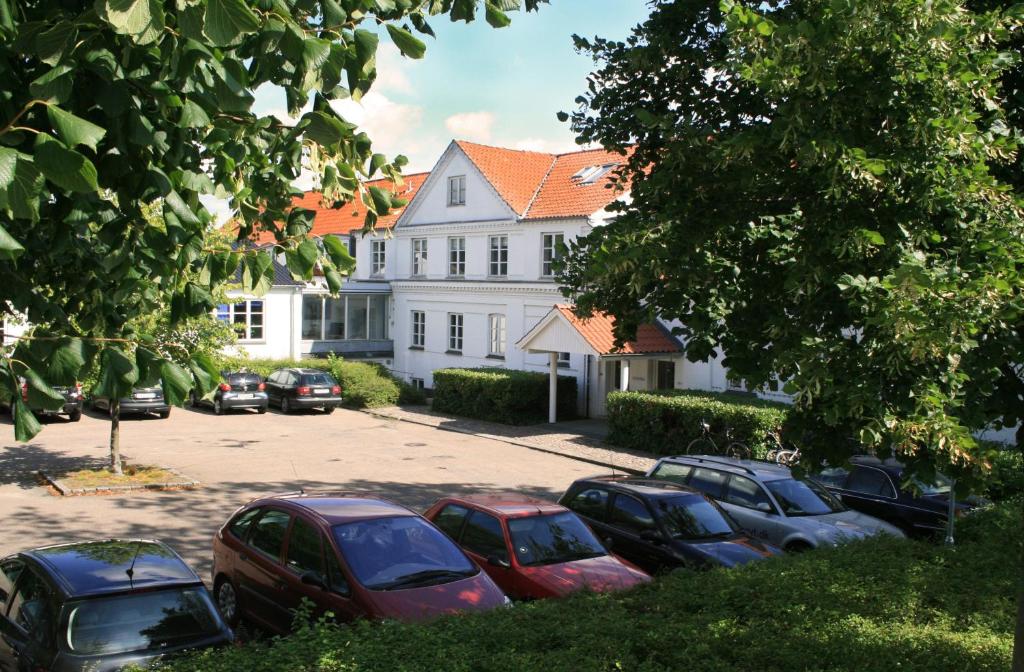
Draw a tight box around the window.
[657,361,676,390]
[541,233,564,277]
[323,544,350,595]
[286,517,324,576]
[325,297,346,339]
[726,377,747,392]
[8,567,55,642]
[302,295,324,340]
[460,511,508,562]
[228,507,263,540]
[368,295,387,339]
[448,237,465,276]
[609,494,656,534]
[488,235,508,277]
[371,240,386,276]
[248,509,291,560]
[216,301,264,340]
[567,487,609,521]
[0,559,24,604]
[687,467,729,500]
[411,310,425,348]
[846,467,896,498]
[448,313,463,352]
[558,352,571,367]
[347,296,367,339]
[447,175,466,206]
[432,504,471,540]
[488,314,506,357]
[411,238,428,276]
[723,476,774,511]
[347,233,357,258]
[650,463,693,485]
[410,377,425,391]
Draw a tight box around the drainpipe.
[549,351,558,423]
[584,354,591,419]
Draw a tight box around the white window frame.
[217,301,264,341]
[448,175,466,206]
[410,377,425,391]
[488,235,508,277]
[411,310,425,348]
[411,238,428,277]
[370,240,386,276]
[541,232,565,277]
[448,237,466,277]
[558,351,571,367]
[488,314,507,357]
[448,313,464,353]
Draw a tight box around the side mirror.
[486,555,511,569]
[639,529,664,544]
[300,571,327,591]
[755,502,774,514]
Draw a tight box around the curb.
[363,409,646,475]
[40,467,201,496]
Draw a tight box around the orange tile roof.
[455,141,556,215]
[555,305,681,355]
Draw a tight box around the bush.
[159,502,1020,672]
[983,446,1024,503]
[213,355,425,409]
[432,368,577,425]
[606,389,790,457]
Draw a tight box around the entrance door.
[656,361,676,390]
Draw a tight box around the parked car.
[211,492,509,633]
[190,372,268,415]
[813,456,983,538]
[92,386,171,418]
[424,493,650,600]
[558,476,779,574]
[646,455,905,551]
[0,539,232,672]
[263,368,342,414]
[10,379,84,422]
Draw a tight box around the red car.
[211,492,509,633]
[424,494,651,600]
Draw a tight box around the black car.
[264,368,342,414]
[0,539,232,672]
[559,476,780,574]
[13,380,83,422]
[92,386,171,419]
[189,372,268,415]
[814,457,981,538]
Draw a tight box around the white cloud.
[331,92,443,173]
[375,42,417,95]
[444,111,495,143]
[510,136,585,154]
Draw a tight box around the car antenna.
[125,540,143,588]
[290,459,304,494]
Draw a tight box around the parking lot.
[0,406,599,579]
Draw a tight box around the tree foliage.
[559,0,1023,490]
[0,0,546,441]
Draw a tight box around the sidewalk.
[363,406,656,474]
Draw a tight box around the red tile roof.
[455,141,556,215]
[555,305,681,355]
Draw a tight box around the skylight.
[572,164,616,185]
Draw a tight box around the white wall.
[221,287,302,360]
[401,148,518,226]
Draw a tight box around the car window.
[723,475,773,510]
[507,512,606,566]
[565,487,609,522]
[228,507,262,540]
[0,559,23,605]
[248,509,291,561]
[323,542,351,595]
[8,568,54,643]
[765,478,845,516]
[687,467,729,500]
[814,467,850,488]
[301,373,335,386]
[609,494,656,534]
[286,517,324,576]
[460,511,508,562]
[287,372,299,386]
[846,467,896,498]
[432,504,471,541]
[656,495,735,540]
[649,462,693,485]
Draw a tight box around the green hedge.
[215,355,425,408]
[606,389,790,457]
[159,502,1020,672]
[983,446,1024,503]
[432,368,577,425]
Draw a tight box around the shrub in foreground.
[432,368,577,425]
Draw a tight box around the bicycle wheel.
[775,449,800,466]
[724,441,751,460]
[686,437,717,455]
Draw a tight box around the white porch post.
[549,351,558,424]
[621,359,630,391]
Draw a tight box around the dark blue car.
[559,476,781,574]
[0,539,232,672]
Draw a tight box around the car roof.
[22,539,200,599]
[571,475,704,499]
[655,455,794,482]
[296,368,330,375]
[256,492,416,525]
[441,493,567,518]
[849,456,904,474]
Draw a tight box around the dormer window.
[571,164,615,185]
[448,175,466,206]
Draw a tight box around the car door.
[562,486,613,543]
[233,507,294,633]
[720,474,786,544]
[0,559,24,672]
[2,564,57,672]
[606,494,672,573]
[279,515,363,625]
[458,511,513,591]
[265,371,282,405]
[840,466,900,526]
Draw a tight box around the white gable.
[397,142,517,227]
[517,308,599,356]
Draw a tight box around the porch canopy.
[517,305,683,423]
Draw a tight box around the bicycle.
[685,419,751,460]
[765,430,800,466]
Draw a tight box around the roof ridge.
[454,139,555,158]
[521,155,558,218]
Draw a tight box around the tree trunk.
[109,399,122,475]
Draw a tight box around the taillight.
[258,382,266,391]
[297,386,311,396]
[74,382,83,399]
[20,382,28,402]
[219,383,231,392]
[332,385,341,395]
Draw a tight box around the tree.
[0,1,547,457]
[558,0,1022,665]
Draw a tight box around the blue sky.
[252,1,652,173]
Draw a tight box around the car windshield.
[333,516,477,591]
[657,495,736,540]
[301,373,335,386]
[766,478,846,516]
[507,512,607,566]
[63,587,221,656]
[909,471,952,496]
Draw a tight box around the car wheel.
[281,397,291,414]
[68,409,82,422]
[324,406,334,415]
[784,541,813,553]
[159,409,171,419]
[213,398,224,416]
[214,577,241,627]
[257,405,267,415]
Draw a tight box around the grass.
[57,465,187,489]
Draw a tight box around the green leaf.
[386,24,426,59]
[47,106,106,151]
[96,0,164,44]
[5,158,44,222]
[204,0,261,47]
[368,185,393,213]
[35,134,100,193]
[0,147,15,190]
[368,153,388,177]
[30,65,74,104]
[48,338,87,385]
[0,224,24,261]
[324,266,343,292]
[756,20,773,36]
[135,347,162,386]
[180,99,211,128]
[323,234,356,273]
[484,2,512,28]
[35,21,78,66]
[242,253,274,296]
[23,368,66,410]
[301,111,346,147]
[160,360,192,406]
[188,352,221,396]
[12,400,42,442]
[352,29,379,77]
[93,347,139,400]
[286,239,319,278]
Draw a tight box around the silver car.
[646,455,905,551]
